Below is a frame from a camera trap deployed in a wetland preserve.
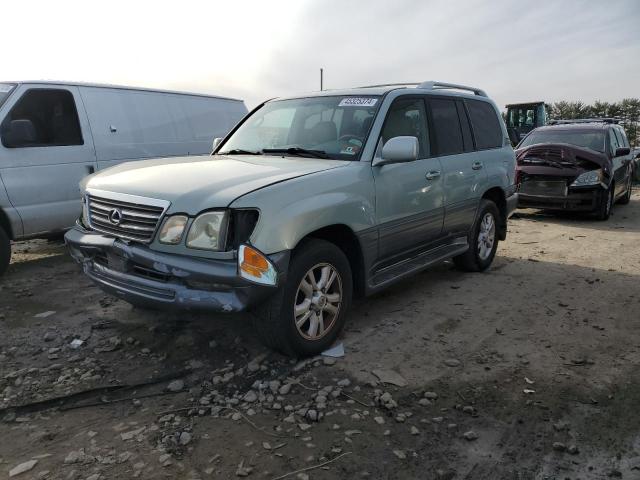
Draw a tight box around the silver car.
[65,81,518,357]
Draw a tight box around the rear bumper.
[518,187,602,212]
[64,227,289,312]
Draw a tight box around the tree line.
[547,99,640,146]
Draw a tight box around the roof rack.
[356,81,488,97]
[549,118,620,125]
[418,81,488,97]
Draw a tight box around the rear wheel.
[453,199,500,272]
[596,184,614,220]
[617,174,632,205]
[253,239,352,357]
[0,226,11,276]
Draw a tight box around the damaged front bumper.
[518,186,604,212]
[64,227,289,312]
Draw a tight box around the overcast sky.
[4,0,639,110]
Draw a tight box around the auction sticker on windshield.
[338,97,378,107]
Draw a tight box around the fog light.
[238,245,277,286]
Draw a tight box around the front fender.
[230,162,376,254]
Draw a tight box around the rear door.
[372,96,444,262]
[427,97,487,237]
[608,127,628,197]
[0,84,97,236]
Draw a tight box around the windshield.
[219,95,381,160]
[518,129,606,153]
[0,83,16,108]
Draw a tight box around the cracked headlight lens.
[186,211,228,250]
[571,169,602,187]
[158,215,188,245]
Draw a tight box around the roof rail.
[418,81,488,97]
[357,82,420,89]
[549,118,620,125]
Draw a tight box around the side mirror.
[212,137,223,152]
[2,119,37,148]
[373,136,419,167]
[615,147,630,157]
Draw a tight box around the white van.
[0,81,247,274]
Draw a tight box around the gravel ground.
[1,190,639,480]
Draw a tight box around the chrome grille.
[87,192,167,243]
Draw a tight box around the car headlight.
[158,215,188,244]
[186,211,228,250]
[571,169,602,187]
[238,244,277,285]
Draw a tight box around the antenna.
[320,68,324,91]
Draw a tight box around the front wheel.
[253,239,352,357]
[0,226,11,276]
[617,174,632,205]
[596,184,614,220]
[453,199,500,272]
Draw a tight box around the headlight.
[238,244,277,285]
[186,211,228,250]
[158,215,188,244]
[571,169,602,187]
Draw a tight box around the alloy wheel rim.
[477,212,496,261]
[294,263,342,341]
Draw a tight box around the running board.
[369,237,469,291]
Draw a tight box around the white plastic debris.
[523,389,536,394]
[525,377,535,385]
[69,339,84,349]
[321,343,345,358]
[34,311,56,318]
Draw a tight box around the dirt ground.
[1,191,639,480]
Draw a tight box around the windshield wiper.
[262,147,330,159]
[221,149,262,155]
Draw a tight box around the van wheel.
[453,199,500,272]
[617,175,632,205]
[253,239,352,357]
[0,226,11,276]
[596,184,614,220]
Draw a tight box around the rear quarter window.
[466,100,502,150]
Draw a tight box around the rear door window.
[428,98,463,156]
[466,99,502,150]
[456,101,474,152]
[1,89,83,148]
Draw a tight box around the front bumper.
[518,187,602,212]
[64,227,289,312]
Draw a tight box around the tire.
[596,183,614,220]
[0,226,10,276]
[453,199,500,272]
[253,238,353,357]
[617,174,632,205]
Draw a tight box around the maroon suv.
[515,121,634,220]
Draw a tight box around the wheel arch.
[295,224,366,298]
[482,187,507,240]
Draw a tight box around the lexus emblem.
[108,208,123,225]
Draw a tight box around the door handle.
[472,161,483,170]
[87,165,95,174]
[425,170,441,180]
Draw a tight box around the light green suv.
[66,81,518,357]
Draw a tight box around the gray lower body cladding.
[64,227,289,312]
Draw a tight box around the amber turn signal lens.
[238,245,277,285]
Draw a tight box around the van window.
[1,89,83,148]
[429,98,463,156]
[380,97,429,157]
[466,100,502,149]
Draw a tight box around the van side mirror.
[373,136,419,167]
[2,119,38,148]
[212,137,223,152]
[615,147,630,157]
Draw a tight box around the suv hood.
[85,155,347,212]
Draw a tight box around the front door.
[372,96,444,263]
[0,85,97,237]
